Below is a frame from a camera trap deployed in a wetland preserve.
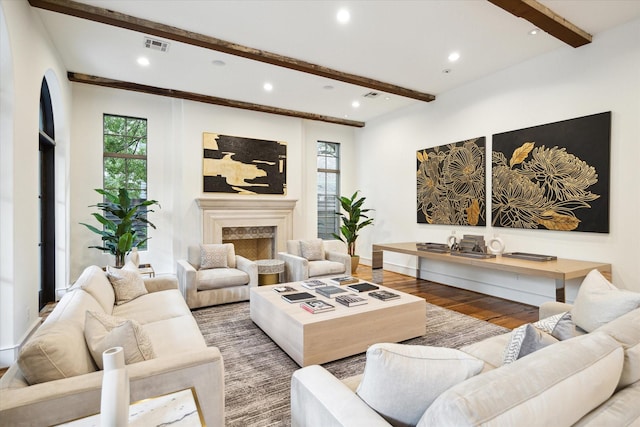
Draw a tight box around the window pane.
[104,115,126,135]
[317,141,340,239]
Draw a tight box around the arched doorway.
[39,77,55,310]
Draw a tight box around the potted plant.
[332,190,374,273]
[81,188,160,267]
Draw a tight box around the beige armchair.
[278,239,351,282]
[177,243,258,309]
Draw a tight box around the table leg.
[372,249,383,269]
[555,279,565,303]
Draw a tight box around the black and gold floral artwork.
[203,132,287,195]
[492,112,610,233]
[417,137,486,226]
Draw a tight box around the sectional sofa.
[0,264,224,427]
[291,270,640,426]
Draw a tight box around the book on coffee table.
[369,290,400,301]
[281,292,316,303]
[330,276,359,285]
[335,294,368,307]
[273,285,297,293]
[300,299,335,314]
[315,285,348,298]
[301,279,328,289]
[346,282,380,293]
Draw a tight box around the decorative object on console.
[486,236,505,254]
[100,346,130,427]
[202,132,287,195]
[492,112,611,232]
[417,137,486,226]
[333,191,374,273]
[80,188,160,267]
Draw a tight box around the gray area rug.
[192,301,509,427]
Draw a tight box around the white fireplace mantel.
[196,198,298,253]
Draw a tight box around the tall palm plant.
[332,190,374,257]
[81,188,160,267]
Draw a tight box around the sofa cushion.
[70,265,115,313]
[420,332,624,427]
[460,333,511,370]
[84,311,155,369]
[106,262,148,305]
[112,289,192,324]
[594,307,640,389]
[143,315,207,357]
[503,323,558,364]
[300,239,325,261]
[574,381,640,427]
[17,319,96,385]
[308,260,346,277]
[572,269,640,332]
[356,343,484,427]
[196,268,250,290]
[200,244,229,269]
[42,288,104,326]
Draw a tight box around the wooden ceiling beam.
[488,0,592,48]
[30,0,435,103]
[67,72,365,128]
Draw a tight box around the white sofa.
[177,244,258,309]
[291,270,640,427]
[278,239,351,282]
[0,265,224,427]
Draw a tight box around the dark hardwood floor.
[354,266,539,329]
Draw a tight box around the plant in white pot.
[81,188,160,267]
[332,190,374,274]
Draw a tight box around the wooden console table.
[372,242,611,303]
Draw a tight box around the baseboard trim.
[0,317,42,367]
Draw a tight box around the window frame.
[317,141,341,240]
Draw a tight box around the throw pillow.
[84,311,155,369]
[200,244,229,269]
[533,311,579,340]
[300,239,325,261]
[356,343,484,427]
[106,263,148,305]
[503,323,558,364]
[572,269,640,332]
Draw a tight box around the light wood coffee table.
[250,280,426,366]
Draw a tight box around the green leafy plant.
[332,190,374,257]
[81,188,160,266]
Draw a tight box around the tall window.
[317,141,340,239]
[103,114,149,247]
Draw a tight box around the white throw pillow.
[300,239,325,261]
[84,311,155,369]
[200,244,229,269]
[572,269,640,332]
[106,262,148,305]
[356,343,484,427]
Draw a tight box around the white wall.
[355,19,640,305]
[0,0,72,365]
[70,85,356,280]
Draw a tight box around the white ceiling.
[35,0,640,124]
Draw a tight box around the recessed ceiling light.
[352,101,360,108]
[529,28,540,36]
[137,57,150,66]
[448,52,460,62]
[323,85,334,90]
[337,9,350,24]
[212,59,226,66]
[263,82,273,92]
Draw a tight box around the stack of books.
[301,279,328,289]
[369,290,400,301]
[300,299,335,314]
[330,276,359,285]
[315,285,348,298]
[335,294,367,307]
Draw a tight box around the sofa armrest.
[325,250,352,273]
[236,255,259,287]
[144,276,178,293]
[539,301,573,320]
[0,347,224,427]
[291,365,390,427]
[278,252,309,282]
[176,259,198,307]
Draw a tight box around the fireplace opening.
[222,226,276,260]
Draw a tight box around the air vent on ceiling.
[144,37,170,52]
[363,91,381,99]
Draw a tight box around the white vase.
[100,346,130,427]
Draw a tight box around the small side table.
[137,263,155,278]
[256,259,285,285]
